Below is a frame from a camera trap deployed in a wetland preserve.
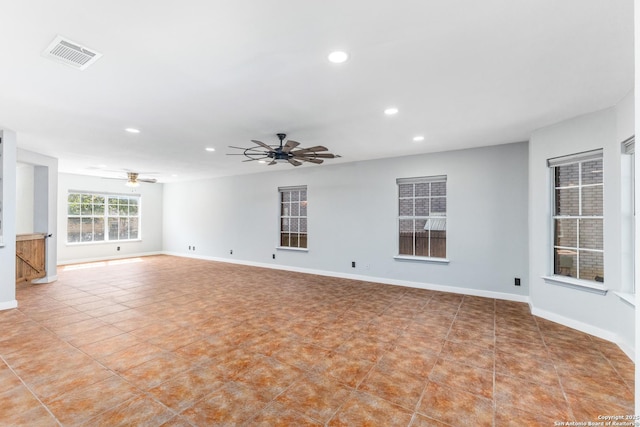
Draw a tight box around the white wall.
[0,130,17,309]
[164,142,529,300]
[16,162,34,234]
[57,173,164,264]
[529,95,635,356]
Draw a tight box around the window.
[622,137,635,294]
[397,176,447,259]
[549,150,603,283]
[67,192,140,243]
[279,186,307,249]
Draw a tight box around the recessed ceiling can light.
[205,147,216,152]
[125,128,140,134]
[384,107,399,115]
[413,136,425,142]
[328,51,349,64]
[258,160,267,164]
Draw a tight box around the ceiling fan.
[227,133,339,166]
[124,172,157,187]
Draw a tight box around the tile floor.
[0,255,634,426]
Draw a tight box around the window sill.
[66,239,142,247]
[542,275,608,295]
[394,255,449,264]
[276,246,309,252]
[614,292,636,307]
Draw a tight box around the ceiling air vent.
[42,35,102,70]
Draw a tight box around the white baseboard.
[531,306,635,361]
[0,300,18,311]
[57,251,163,266]
[163,251,530,304]
[31,275,58,284]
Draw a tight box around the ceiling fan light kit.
[227,133,338,167]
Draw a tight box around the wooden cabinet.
[16,233,46,283]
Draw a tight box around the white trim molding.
[542,275,608,295]
[56,251,163,266]
[0,300,18,311]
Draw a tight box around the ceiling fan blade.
[268,160,277,165]
[295,146,329,154]
[292,152,336,159]
[251,140,274,151]
[282,140,300,153]
[138,178,157,183]
[288,159,302,166]
[298,158,323,164]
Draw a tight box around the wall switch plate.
[272,254,275,259]
[352,261,356,268]
[515,277,521,286]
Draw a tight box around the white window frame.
[544,149,606,294]
[394,175,449,263]
[617,137,635,305]
[277,185,308,251]
[67,191,141,244]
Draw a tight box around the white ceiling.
[0,0,633,182]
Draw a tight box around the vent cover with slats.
[42,35,102,70]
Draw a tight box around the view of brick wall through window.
[552,155,603,281]
[398,177,447,258]
[67,193,140,243]
[279,186,307,249]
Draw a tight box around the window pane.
[81,218,93,242]
[430,197,446,215]
[280,233,290,247]
[129,205,138,216]
[555,164,579,187]
[94,218,105,241]
[67,218,81,242]
[94,204,105,215]
[68,193,80,204]
[554,219,577,248]
[94,196,105,204]
[399,183,413,198]
[415,183,429,197]
[554,248,577,278]
[431,181,446,196]
[399,219,413,255]
[426,218,446,231]
[290,234,299,247]
[129,198,138,206]
[291,191,300,202]
[290,218,299,232]
[109,218,119,240]
[81,194,93,204]
[300,190,307,202]
[430,230,447,258]
[579,219,603,250]
[81,203,92,215]
[119,218,129,239]
[300,218,307,233]
[119,204,129,216]
[415,219,428,256]
[291,202,299,216]
[581,186,602,216]
[129,218,139,239]
[578,250,604,282]
[300,201,307,216]
[68,203,80,215]
[109,198,119,215]
[299,234,308,249]
[555,188,579,216]
[399,199,413,216]
[281,218,290,232]
[582,159,603,185]
[282,191,291,202]
[281,203,289,216]
[415,198,428,216]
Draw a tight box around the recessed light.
[413,136,425,142]
[384,107,399,115]
[125,128,140,134]
[205,147,216,152]
[328,51,349,64]
[258,160,267,164]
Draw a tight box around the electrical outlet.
[230,249,233,255]
[351,261,356,268]
[193,246,195,251]
[514,277,521,286]
[272,254,276,259]
[117,246,120,251]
